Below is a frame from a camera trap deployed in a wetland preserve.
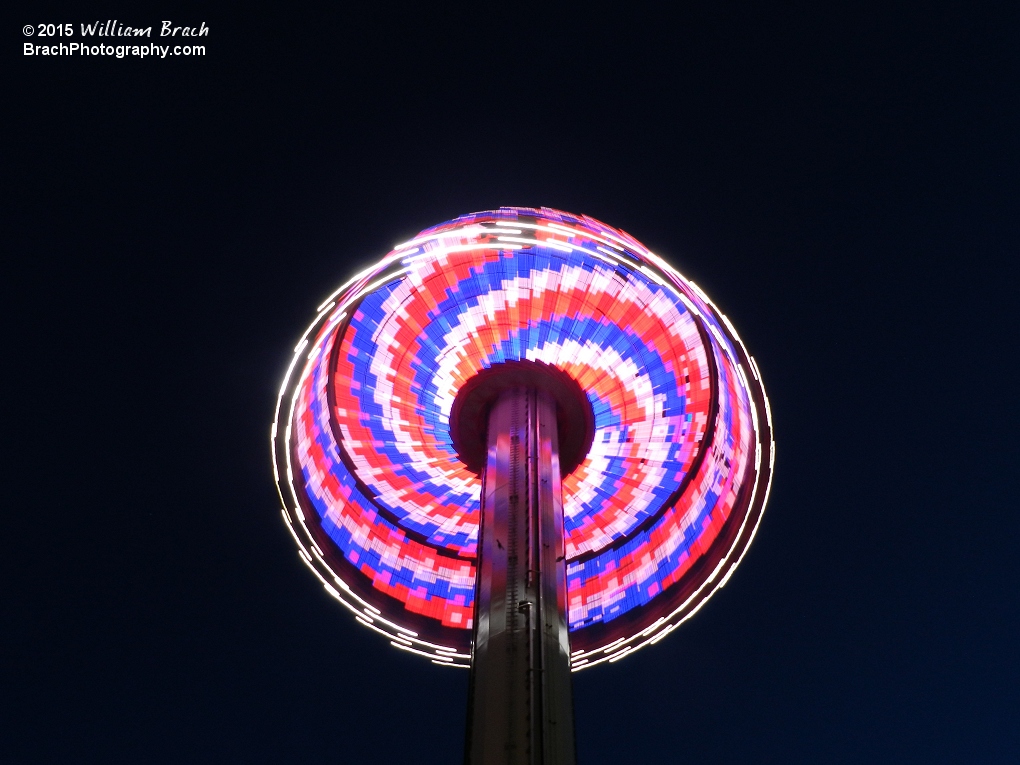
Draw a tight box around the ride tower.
[271,208,774,765]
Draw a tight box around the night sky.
[7,4,1018,763]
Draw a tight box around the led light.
[273,207,774,668]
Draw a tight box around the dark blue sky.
[7,3,1018,763]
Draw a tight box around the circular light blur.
[271,207,774,669]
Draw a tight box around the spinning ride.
[271,207,774,764]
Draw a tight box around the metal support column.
[465,387,576,765]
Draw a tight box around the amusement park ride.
[271,208,774,764]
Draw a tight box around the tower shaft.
[465,388,576,765]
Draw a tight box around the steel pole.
[465,387,576,765]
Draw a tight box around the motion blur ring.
[271,207,774,667]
